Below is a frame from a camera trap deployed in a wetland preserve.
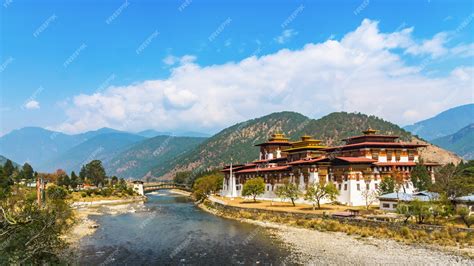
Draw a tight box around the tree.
[457,207,474,228]
[304,182,339,210]
[110,176,119,186]
[429,198,452,225]
[242,177,265,202]
[275,182,301,207]
[46,184,68,200]
[174,171,191,185]
[192,173,224,201]
[1,183,73,264]
[84,160,107,186]
[396,203,413,224]
[410,161,432,191]
[118,178,128,191]
[3,159,14,178]
[0,166,14,200]
[21,163,34,181]
[361,187,379,210]
[79,165,87,182]
[431,163,474,199]
[397,199,431,224]
[70,171,79,189]
[56,170,70,188]
[379,176,395,194]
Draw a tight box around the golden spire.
[363,127,378,135]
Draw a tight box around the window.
[344,184,348,190]
[356,184,360,191]
[375,184,378,189]
[366,183,370,190]
[392,204,397,209]
[382,203,390,208]
[338,184,342,190]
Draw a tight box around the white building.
[132,181,144,196]
[221,129,439,207]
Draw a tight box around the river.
[77,191,296,265]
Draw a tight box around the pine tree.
[411,161,432,191]
[70,171,79,189]
[22,163,34,181]
[379,176,395,194]
[3,159,14,178]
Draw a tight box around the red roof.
[287,157,328,165]
[343,134,399,141]
[236,165,291,173]
[324,142,427,151]
[374,162,440,166]
[335,157,377,163]
[254,141,292,146]
[252,157,287,163]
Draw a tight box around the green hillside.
[105,135,206,179]
[154,111,416,179]
[432,124,474,160]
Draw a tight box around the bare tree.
[361,187,378,210]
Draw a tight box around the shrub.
[325,220,340,231]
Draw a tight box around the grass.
[214,195,354,214]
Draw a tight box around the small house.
[132,180,144,196]
[378,191,439,211]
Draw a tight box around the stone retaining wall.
[205,199,473,233]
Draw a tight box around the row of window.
[337,183,379,191]
[382,203,397,209]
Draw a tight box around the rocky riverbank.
[262,221,473,265]
[198,201,474,265]
[64,197,147,246]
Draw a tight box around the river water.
[77,191,296,265]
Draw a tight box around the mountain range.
[1,105,472,180]
[155,111,462,180]
[432,124,474,160]
[403,104,474,141]
[0,127,209,176]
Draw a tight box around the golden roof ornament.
[363,127,378,135]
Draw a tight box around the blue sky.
[1,0,473,136]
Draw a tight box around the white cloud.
[274,29,298,44]
[163,55,178,65]
[55,19,474,134]
[163,54,196,66]
[405,32,449,58]
[24,100,40,110]
[451,43,474,58]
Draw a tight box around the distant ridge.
[432,124,474,160]
[0,155,19,167]
[39,132,146,173]
[404,104,474,140]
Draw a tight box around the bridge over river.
[142,181,191,193]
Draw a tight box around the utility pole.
[36,174,43,207]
